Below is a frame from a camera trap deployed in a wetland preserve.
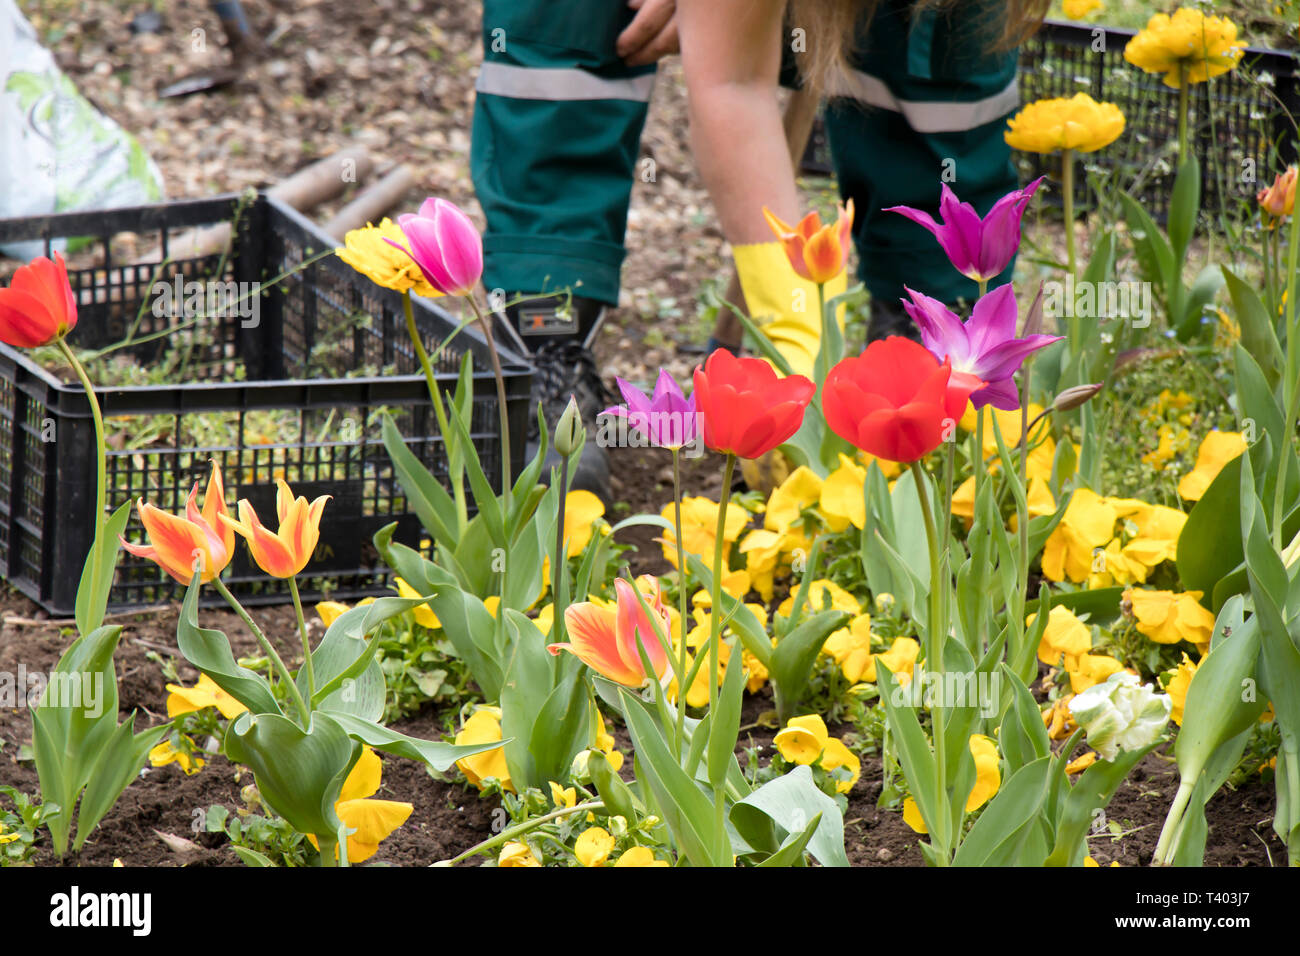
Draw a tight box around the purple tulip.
[886,177,1045,284]
[603,369,698,450]
[384,197,483,297]
[902,284,1062,410]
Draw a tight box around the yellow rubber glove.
[732,240,848,380]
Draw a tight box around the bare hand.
[616,0,679,67]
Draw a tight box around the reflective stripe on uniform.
[476,61,655,102]
[827,71,1020,133]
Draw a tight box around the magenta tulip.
[385,197,483,297]
[603,369,698,451]
[886,177,1044,284]
[902,284,1061,411]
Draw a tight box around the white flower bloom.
[1068,671,1171,761]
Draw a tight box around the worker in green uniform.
[470,0,1047,494]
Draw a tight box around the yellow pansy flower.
[903,735,1001,833]
[777,578,860,619]
[739,528,785,602]
[394,576,440,629]
[594,711,624,773]
[165,672,248,720]
[1177,431,1248,502]
[1043,694,1078,740]
[774,714,831,766]
[823,613,875,683]
[1042,488,1118,583]
[1063,0,1103,19]
[774,714,860,793]
[1123,9,1244,88]
[149,740,204,775]
[864,636,920,685]
[336,218,440,297]
[820,453,867,531]
[1084,855,1121,866]
[454,705,513,793]
[1068,653,1126,694]
[1005,93,1125,154]
[1032,605,1092,670]
[1165,653,1198,727]
[659,496,749,569]
[614,846,670,867]
[550,781,577,809]
[765,466,823,533]
[309,746,413,863]
[315,601,351,628]
[499,841,541,867]
[563,490,605,557]
[1125,588,1214,647]
[574,826,616,867]
[1066,751,1098,774]
[1120,503,1187,571]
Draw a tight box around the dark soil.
[0,582,1283,867]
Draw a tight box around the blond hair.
[789,0,1050,92]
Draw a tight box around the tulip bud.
[1022,281,1046,337]
[554,395,585,456]
[570,749,593,782]
[1052,382,1103,413]
[1068,671,1171,761]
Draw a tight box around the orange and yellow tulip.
[762,200,854,285]
[1258,167,1297,220]
[549,576,671,687]
[221,478,329,578]
[120,461,234,584]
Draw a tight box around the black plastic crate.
[800,20,1300,221]
[0,194,532,615]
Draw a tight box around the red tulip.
[692,349,815,459]
[0,253,78,348]
[823,337,983,463]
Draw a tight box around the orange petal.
[554,602,644,686]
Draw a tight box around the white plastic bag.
[1,0,165,258]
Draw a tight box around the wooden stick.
[320,164,416,240]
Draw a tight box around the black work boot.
[496,293,614,501]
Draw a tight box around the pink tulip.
[886,177,1044,285]
[384,197,483,297]
[549,576,671,687]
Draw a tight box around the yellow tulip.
[1004,93,1125,154]
[1123,9,1244,88]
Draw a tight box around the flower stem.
[465,296,513,495]
[672,448,691,758]
[436,800,604,866]
[288,575,316,701]
[403,291,467,528]
[1273,188,1300,550]
[56,337,107,615]
[1152,778,1195,865]
[708,454,736,838]
[1177,64,1189,162]
[1061,146,1077,287]
[213,577,311,726]
[909,459,949,858]
[552,454,570,642]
